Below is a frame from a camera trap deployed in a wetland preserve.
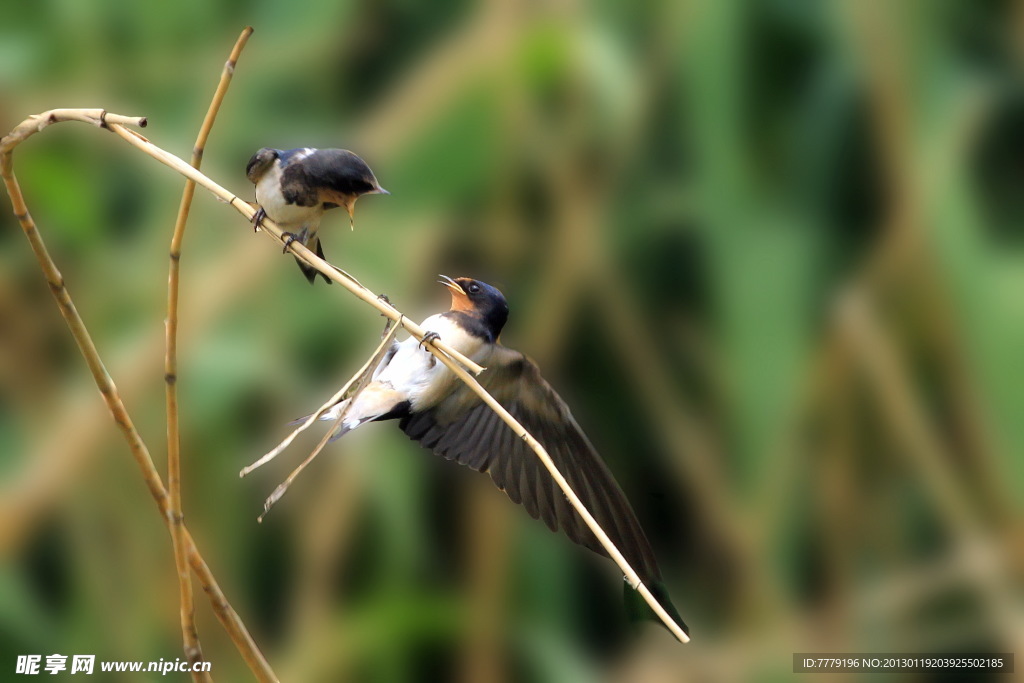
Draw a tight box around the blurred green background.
[2,0,1023,681]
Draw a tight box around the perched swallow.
[307,276,688,637]
[245,147,388,284]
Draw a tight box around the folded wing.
[300,149,379,203]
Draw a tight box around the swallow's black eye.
[467,283,481,295]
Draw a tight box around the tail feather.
[287,398,351,429]
[286,411,354,443]
[288,386,409,439]
[296,237,331,284]
[328,425,353,442]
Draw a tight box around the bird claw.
[281,232,296,254]
[251,206,266,232]
[419,331,440,349]
[377,293,391,305]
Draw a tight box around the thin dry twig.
[240,320,397,478]
[249,320,401,521]
[166,27,253,681]
[2,111,278,683]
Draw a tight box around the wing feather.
[398,346,663,584]
[304,149,377,201]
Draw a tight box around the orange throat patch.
[449,291,476,314]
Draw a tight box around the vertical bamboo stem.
[165,27,253,681]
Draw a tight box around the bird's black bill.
[437,274,464,294]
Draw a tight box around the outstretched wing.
[399,346,664,584]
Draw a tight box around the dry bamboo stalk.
[0,109,147,153]
[181,528,277,682]
[165,27,253,681]
[2,112,278,683]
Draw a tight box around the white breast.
[376,313,492,410]
[255,162,324,229]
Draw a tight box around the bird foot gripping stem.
[418,331,441,350]
[251,206,266,232]
[281,232,297,254]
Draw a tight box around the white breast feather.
[255,160,324,229]
[375,314,490,411]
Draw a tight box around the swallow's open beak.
[438,274,465,295]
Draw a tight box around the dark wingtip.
[624,580,689,639]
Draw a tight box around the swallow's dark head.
[439,275,509,341]
[245,148,279,184]
[339,150,389,196]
